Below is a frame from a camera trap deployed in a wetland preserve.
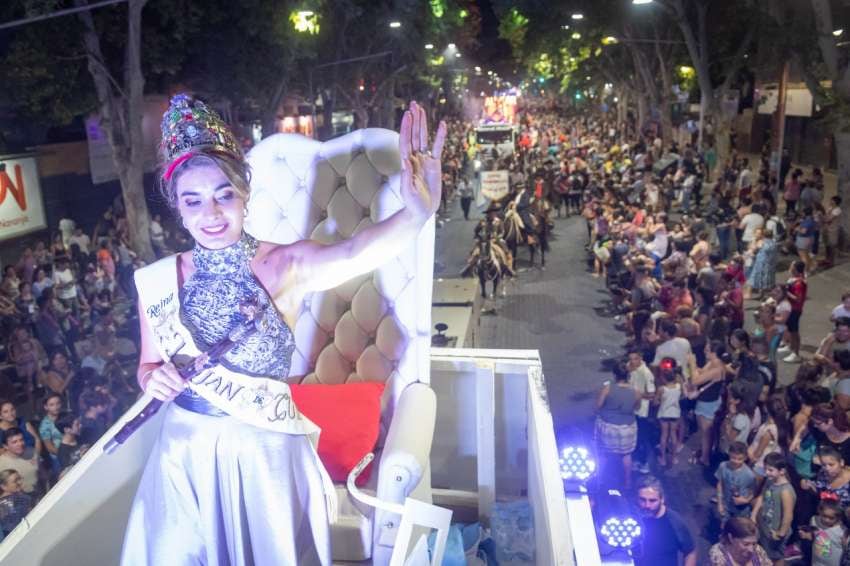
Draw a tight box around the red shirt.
[788,277,807,312]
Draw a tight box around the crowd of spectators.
[0,202,171,539]
[445,101,847,564]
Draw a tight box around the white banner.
[757,87,814,117]
[0,156,47,241]
[480,170,510,201]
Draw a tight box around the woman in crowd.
[0,400,42,459]
[809,402,850,463]
[39,351,77,401]
[745,228,778,301]
[801,446,850,508]
[708,517,772,565]
[595,362,639,488]
[688,340,727,467]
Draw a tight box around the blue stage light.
[599,516,641,548]
[559,446,596,481]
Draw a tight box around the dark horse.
[504,193,550,268]
[463,219,515,298]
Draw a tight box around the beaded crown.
[159,94,242,172]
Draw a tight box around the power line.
[0,0,128,32]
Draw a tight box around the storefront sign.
[0,156,47,241]
[480,170,510,201]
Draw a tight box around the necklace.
[192,232,259,275]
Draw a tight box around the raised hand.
[398,101,447,222]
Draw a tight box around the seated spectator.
[0,400,41,460]
[31,268,52,300]
[1,265,21,301]
[7,325,46,402]
[39,351,77,399]
[709,517,772,565]
[0,429,38,494]
[0,469,32,536]
[716,441,757,522]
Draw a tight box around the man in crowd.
[633,475,697,566]
[0,429,38,494]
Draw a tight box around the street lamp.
[425,43,434,49]
[572,32,582,40]
[447,43,456,49]
[571,13,584,20]
[834,29,844,37]
[389,21,401,28]
[632,0,653,4]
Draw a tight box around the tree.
[74,0,154,261]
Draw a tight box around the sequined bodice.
[179,233,295,378]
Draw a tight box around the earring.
[243,206,249,218]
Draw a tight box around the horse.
[504,196,550,269]
[462,220,515,298]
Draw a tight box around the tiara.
[160,93,242,179]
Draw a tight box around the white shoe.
[783,353,802,363]
[777,344,791,354]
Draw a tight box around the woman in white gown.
[120,94,445,566]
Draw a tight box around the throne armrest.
[377,381,436,503]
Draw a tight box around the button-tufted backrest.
[245,129,434,438]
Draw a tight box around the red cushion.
[290,381,385,486]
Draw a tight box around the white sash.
[135,254,338,522]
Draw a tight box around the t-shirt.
[788,278,807,312]
[0,454,37,493]
[654,338,693,379]
[740,213,765,243]
[68,234,91,254]
[57,441,83,471]
[52,268,77,300]
[78,416,106,446]
[630,363,656,418]
[811,516,845,566]
[757,481,795,537]
[633,509,695,566]
[715,461,756,517]
[832,305,850,320]
[38,417,62,450]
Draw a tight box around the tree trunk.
[710,95,733,177]
[658,100,674,145]
[637,96,648,133]
[77,0,154,262]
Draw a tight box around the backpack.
[769,216,786,240]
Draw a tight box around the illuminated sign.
[0,156,47,241]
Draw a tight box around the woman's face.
[52,352,67,369]
[44,396,62,417]
[728,534,758,559]
[2,473,22,495]
[822,455,843,479]
[813,418,831,433]
[0,402,16,423]
[35,269,45,281]
[175,164,245,250]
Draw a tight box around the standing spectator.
[801,446,850,508]
[457,178,473,221]
[738,204,765,256]
[149,214,167,257]
[784,169,802,215]
[633,475,697,566]
[780,260,807,364]
[0,469,32,536]
[58,216,75,249]
[78,390,110,446]
[68,227,91,255]
[38,394,64,468]
[656,359,683,466]
[595,362,639,490]
[745,229,778,301]
[0,266,20,300]
[628,349,655,473]
[795,207,817,275]
[799,500,846,566]
[0,429,38,494]
[813,318,850,373]
[689,341,727,466]
[751,453,796,564]
[709,517,772,565]
[96,241,116,282]
[716,441,757,522]
[747,395,789,477]
[34,295,67,359]
[653,319,693,378]
[7,325,45,403]
[50,233,67,262]
[821,196,842,269]
[830,291,850,322]
[15,248,36,285]
[52,257,79,318]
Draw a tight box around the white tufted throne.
[245,129,438,564]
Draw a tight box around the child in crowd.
[656,359,683,466]
[751,453,796,564]
[798,500,845,566]
[716,441,756,523]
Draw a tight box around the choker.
[192,232,259,275]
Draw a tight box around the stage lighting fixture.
[599,517,642,548]
[559,446,596,482]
